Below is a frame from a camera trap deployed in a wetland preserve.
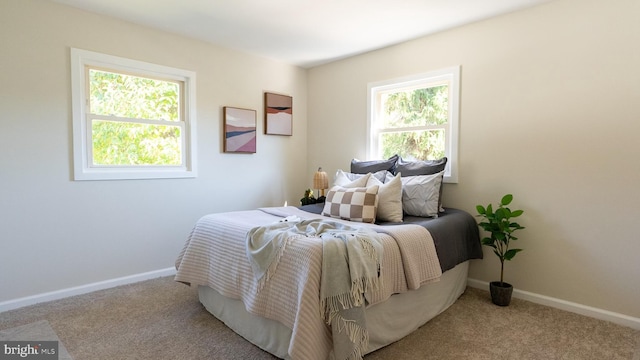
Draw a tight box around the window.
[367,66,460,183]
[71,48,197,180]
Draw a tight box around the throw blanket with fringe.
[175,206,441,360]
[247,220,383,360]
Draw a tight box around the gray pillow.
[351,154,399,174]
[395,157,447,176]
[395,157,447,212]
[400,172,444,218]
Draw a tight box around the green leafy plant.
[300,189,316,206]
[476,194,525,286]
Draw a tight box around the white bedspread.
[175,206,441,360]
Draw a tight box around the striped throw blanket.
[247,219,383,360]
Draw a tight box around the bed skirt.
[198,261,470,359]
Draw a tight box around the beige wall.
[308,0,640,318]
[0,1,308,302]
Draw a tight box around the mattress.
[199,261,470,359]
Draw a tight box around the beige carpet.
[0,320,73,360]
[0,276,638,359]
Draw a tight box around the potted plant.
[476,194,525,306]
[300,189,317,206]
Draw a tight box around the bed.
[175,157,483,360]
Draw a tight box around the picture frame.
[223,106,257,153]
[264,92,293,136]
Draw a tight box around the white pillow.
[367,173,403,222]
[333,170,371,187]
[400,171,444,218]
[334,169,389,185]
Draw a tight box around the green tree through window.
[88,69,183,166]
[380,86,448,160]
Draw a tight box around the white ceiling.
[51,0,551,68]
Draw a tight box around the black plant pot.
[490,281,513,306]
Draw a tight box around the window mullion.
[88,113,181,126]
[378,124,447,133]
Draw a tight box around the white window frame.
[367,66,460,183]
[70,48,197,180]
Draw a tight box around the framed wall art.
[264,92,292,136]
[223,106,257,153]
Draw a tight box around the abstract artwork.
[264,92,292,136]
[223,107,256,153]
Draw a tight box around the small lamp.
[313,167,329,202]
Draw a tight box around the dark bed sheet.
[298,204,483,272]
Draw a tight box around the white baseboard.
[0,267,177,313]
[467,278,640,330]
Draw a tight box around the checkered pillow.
[321,185,379,223]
